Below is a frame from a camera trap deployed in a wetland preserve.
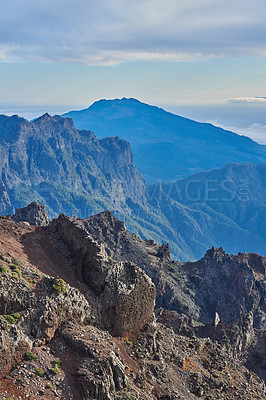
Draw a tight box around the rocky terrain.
[0,203,265,399]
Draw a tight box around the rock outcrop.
[56,212,266,357]
[12,202,50,226]
[0,180,13,215]
[0,209,266,399]
[51,214,156,336]
[0,113,147,218]
[0,253,90,379]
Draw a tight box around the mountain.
[0,113,189,259]
[0,113,265,261]
[0,113,146,215]
[0,205,265,398]
[157,162,266,254]
[62,98,266,183]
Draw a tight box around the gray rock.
[51,214,156,336]
[12,202,50,226]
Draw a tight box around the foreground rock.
[0,209,266,399]
[12,202,50,226]
[51,214,156,336]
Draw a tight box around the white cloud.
[227,97,266,103]
[207,120,266,145]
[1,0,266,65]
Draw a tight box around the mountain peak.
[34,113,75,130]
[89,97,142,110]
[62,98,266,183]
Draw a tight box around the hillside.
[157,162,266,255]
[62,98,266,183]
[0,204,265,399]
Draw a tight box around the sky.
[1,0,266,143]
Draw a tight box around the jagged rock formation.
[72,212,266,326]
[0,208,266,399]
[12,202,50,226]
[65,211,174,310]
[51,214,156,336]
[182,247,266,328]
[0,258,90,379]
[0,113,146,216]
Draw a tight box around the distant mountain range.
[152,162,266,257]
[0,108,265,261]
[62,98,266,183]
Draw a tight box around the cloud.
[207,120,266,145]
[1,0,266,65]
[227,97,266,103]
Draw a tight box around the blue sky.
[1,0,266,142]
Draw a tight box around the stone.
[12,202,50,226]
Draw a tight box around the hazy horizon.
[1,1,266,144]
[1,97,266,146]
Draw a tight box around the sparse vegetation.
[49,357,62,375]
[9,264,21,276]
[24,351,38,361]
[0,265,8,273]
[52,278,67,295]
[49,365,60,375]
[136,350,142,359]
[11,257,23,266]
[2,313,20,324]
[53,357,62,367]
[34,367,45,377]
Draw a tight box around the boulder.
[51,214,156,335]
[12,202,50,226]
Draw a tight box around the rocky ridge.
[12,202,50,226]
[0,204,265,399]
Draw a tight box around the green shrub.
[9,264,21,277]
[2,313,20,324]
[34,367,44,377]
[136,350,142,359]
[49,358,62,375]
[52,278,67,295]
[24,351,38,361]
[0,265,7,273]
[49,365,60,375]
[53,358,62,367]
[45,383,53,389]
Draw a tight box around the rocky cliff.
[0,113,147,217]
[51,213,156,336]
[0,205,265,399]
